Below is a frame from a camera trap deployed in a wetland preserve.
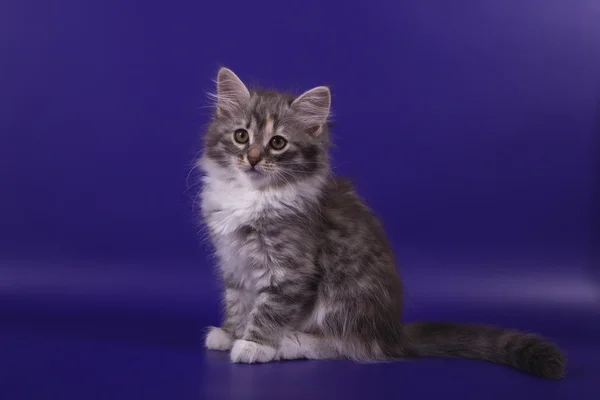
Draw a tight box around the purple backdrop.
[1,1,599,399]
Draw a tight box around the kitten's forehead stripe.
[264,112,274,137]
[252,110,264,131]
[245,118,257,145]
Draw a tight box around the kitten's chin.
[245,169,263,179]
[239,168,271,188]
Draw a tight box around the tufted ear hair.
[290,86,331,136]
[214,67,250,117]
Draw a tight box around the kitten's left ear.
[290,86,331,136]
[215,67,250,117]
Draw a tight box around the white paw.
[230,339,277,364]
[205,327,233,351]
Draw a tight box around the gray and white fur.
[196,67,566,379]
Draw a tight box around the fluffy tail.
[404,322,566,379]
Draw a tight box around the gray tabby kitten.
[197,67,566,379]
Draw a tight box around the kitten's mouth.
[245,168,263,177]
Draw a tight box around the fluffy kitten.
[197,67,566,379]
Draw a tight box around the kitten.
[197,67,566,379]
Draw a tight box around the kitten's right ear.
[215,67,250,117]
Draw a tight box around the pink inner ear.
[216,107,231,118]
[306,125,321,135]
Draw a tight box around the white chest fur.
[199,159,324,290]
[200,168,323,236]
[201,177,290,237]
[201,176,307,289]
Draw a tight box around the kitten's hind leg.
[277,332,340,360]
[205,326,234,351]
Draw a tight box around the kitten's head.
[201,67,331,189]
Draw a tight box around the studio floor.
[1,252,598,400]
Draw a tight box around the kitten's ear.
[290,86,331,136]
[215,67,250,117]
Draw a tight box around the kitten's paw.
[230,339,277,363]
[205,327,233,351]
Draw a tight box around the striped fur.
[197,67,566,379]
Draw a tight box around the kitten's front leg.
[230,275,315,364]
[205,326,233,351]
[205,287,252,351]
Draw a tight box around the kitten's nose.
[247,147,261,167]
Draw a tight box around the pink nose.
[247,147,261,166]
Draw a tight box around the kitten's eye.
[269,136,287,150]
[233,129,249,144]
